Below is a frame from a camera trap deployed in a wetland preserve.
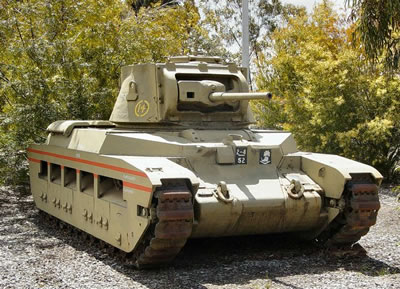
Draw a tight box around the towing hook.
[214,181,234,203]
[287,179,304,199]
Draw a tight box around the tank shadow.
[29,209,400,289]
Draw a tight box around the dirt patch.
[0,186,399,289]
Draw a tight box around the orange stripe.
[93,174,98,178]
[123,181,152,193]
[28,148,147,177]
[28,148,152,193]
[28,157,40,163]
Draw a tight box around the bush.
[0,0,213,185]
[253,3,400,180]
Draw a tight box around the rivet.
[115,233,122,245]
[102,219,109,230]
[97,216,103,227]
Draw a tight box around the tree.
[0,0,211,185]
[129,0,177,14]
[197,0,304,84]
[253,2,400,179]
[347,0,400,71]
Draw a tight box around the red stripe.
[123,181,152,193]
[28,148,147,177]
[28,148,152,193]
[93,174,98,178]
[28,157,40,163]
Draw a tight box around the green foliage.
[197,0,305,69]
[129,0,177,14]
[0,0,210,185]
[253,2,400,180]
[347,0,400,71]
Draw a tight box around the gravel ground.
[0,186,399,289]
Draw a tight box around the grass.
[376,267,391,276]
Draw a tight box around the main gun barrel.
[209,92,272,102]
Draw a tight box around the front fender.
[121,156,200,192]
[292,152,383,199]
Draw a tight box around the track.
[322,174,380,246]
[133,188,194,268]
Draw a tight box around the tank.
[28,55,382,268]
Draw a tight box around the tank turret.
[109,56,271,127]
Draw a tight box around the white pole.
[242,0,249,79]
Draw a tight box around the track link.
[134,189,194,268]
[324,174,380,246]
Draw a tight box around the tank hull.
[28,126,382,260]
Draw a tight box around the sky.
[281,0,347,12]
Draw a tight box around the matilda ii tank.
[28,56,382,267]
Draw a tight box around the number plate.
[235,147,247,165]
